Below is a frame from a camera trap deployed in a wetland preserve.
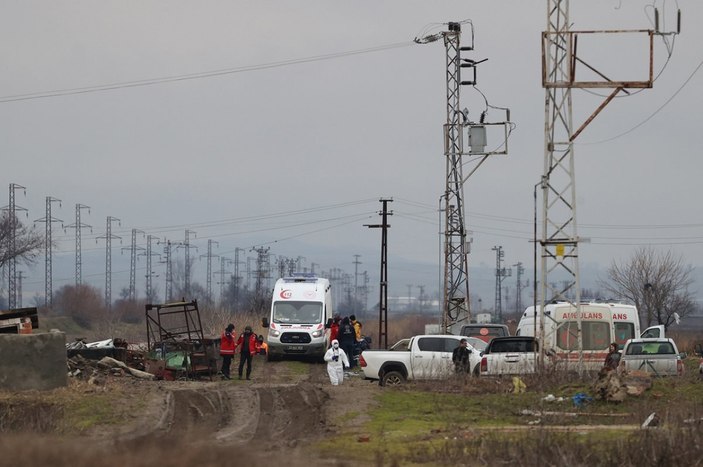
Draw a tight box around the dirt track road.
[0,357,377,466]
[114,357,377,456]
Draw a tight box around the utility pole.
[34,196,62,308]
[122,228,144,301]
[417,22,512,334]
[365,198,392,349]
[492,246,512,322]
[4,183,27,309]
[200,239,218,305]
[64,204,91,286]
[97,216,121,310]
[540,0,671,370]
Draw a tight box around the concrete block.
[0,332,67,391]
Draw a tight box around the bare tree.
[0,212,44,269]
[599,247,696,329]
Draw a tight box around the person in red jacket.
[235,325,258,380]
[329,315,340,346]
[219,323,236,379]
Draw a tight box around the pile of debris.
[592,368,653,402]
[67,354,155,385]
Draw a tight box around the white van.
[262,274,333,361]
[516,302,662,370]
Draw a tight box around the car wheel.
[381,371,405,387]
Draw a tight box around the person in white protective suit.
[323,339,350,386]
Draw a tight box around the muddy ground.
[0,357,380,467]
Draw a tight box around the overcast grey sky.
[2,1,701,304]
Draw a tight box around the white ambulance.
[516,301,662,370]
[262,274,333,361]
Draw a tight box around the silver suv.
[619,338,685,376]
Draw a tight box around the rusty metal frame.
[542,29,654,89]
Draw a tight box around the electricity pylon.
[541,0,675,369]
[97,216,121,309]
[64,204,91,286]
[34,196,62,307]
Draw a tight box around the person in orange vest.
[219,323,236,380]
[255,335,268,356]
[235,325,258,380]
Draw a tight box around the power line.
[0,42,414,104]
[581,57,703,145]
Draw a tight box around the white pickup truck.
[359,334,481,386]
[478,336,540,376]
[619,338,685,376]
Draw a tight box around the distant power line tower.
[4,183,27,309]
[34,196,62,308]
[17,271,26,307]
[492,246,512,322]
[200,239,218,304]
[122,228,145,301]
[97,216,121,309]
[513,262,527,314]
[215,256,232,306]
[353,254,362,305]
[182,229,196,298]
[64,204,91,285]
[161,240,174,302]
[251,246,270,309]
[140,235,160,302]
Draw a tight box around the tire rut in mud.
[152,382,329,445]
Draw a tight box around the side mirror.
[261,317,269,328]
[325,318,333,329]
[679,352,688,360]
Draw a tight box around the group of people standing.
[324,314,365,386]
[219,323,268,380]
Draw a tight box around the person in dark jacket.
[338,317,356,368]
[452,338,472,373]
[604,342,620,371]
[235,325,258,380]
[219,323,236,379]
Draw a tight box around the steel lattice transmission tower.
[34,196,62,307]
[64,204,91,286]
[4,183,27,309]
[140,235,160,302]
[122,228,144,301]
[492,246,512,322]
[540,0,670,368]
[97,216,121,309]
[201,239,219,304]
[183,229,196,298]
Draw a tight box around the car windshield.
[272,301,322,324]
[626,342,675,355]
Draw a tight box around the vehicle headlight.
[270,329,281,338]
[312,329,323,338]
